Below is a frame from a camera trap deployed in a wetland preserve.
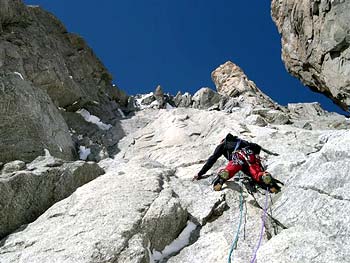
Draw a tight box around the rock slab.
[0,155,104,239]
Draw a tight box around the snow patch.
[44,149,51,157]
[13,72,24,80]
[77,109,112,130]
[118,108,126,118]
[149,100,160,107]
[79,146,91,160]
[135,92,154,109]
[166,103,174,110]
[150,221,197,262]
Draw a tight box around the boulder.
[1,160,26,174]
[192,87,221,109]
[141,188,188,251]
[174,91,193,108]
[0,154,104,239]
[218,95,239,113]
[246,114,268,127]
[251,108,290,125]
[0,74,75,163]
[287,102,327,118]
[271,0,350,111]
[264,110,290,125]
[154,85,165,109]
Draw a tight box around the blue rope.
[227,184,244,263]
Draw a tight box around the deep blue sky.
[24,0,344,114]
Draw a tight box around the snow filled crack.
[149,220,199,263]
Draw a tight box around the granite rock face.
[0,0,128,162]
[257,130,350,262]
[0,106,349,262]
[0,1,127,112]
[0,160,187,263]
[0,153,104,239]
[0,74,75,163]
[192,87,221,109]
[271,0,350,111]
[211,61,283,110]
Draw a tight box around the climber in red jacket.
[193,133,280,193]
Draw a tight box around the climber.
[192,133,280,193]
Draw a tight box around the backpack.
[223,133,261,154]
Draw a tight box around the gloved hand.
[192,174,202,181]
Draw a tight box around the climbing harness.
[227,173,244,263]
[250,188,269,263]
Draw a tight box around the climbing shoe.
[269,186,280,194]
[212,174,226,191]
[213,183,223,191]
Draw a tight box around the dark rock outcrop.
[0,74,75,163]
[192,88,221,109]
[271,0,350,111]
[0,1,127,113]
[174,91,192,107]
[154,85,166,108]
[0,0,128,162]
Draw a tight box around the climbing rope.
[227,177,244,263]
[250,188,269,263]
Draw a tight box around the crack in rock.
[174,160,207,169]
[298,186,350,202]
